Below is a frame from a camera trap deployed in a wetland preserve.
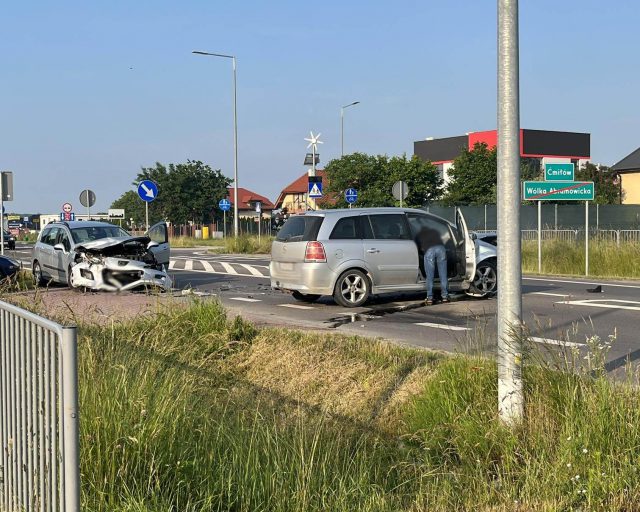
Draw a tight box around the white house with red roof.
[274,170,335,213]
[227,187,275,219]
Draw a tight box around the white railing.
[0,301,80,512]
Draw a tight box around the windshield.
[70,225,130,244]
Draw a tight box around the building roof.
[612,147,640,172]
[227,187,275,209]
[274,170,328,207]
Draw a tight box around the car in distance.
[32,220,171,291]
[270,207,497,307]
[0,255,21,281]
[2,230,16,250]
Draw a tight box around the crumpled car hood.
[74,236,152,255]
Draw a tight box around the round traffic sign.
[79,189,96,208]
[62,202,73,213]
[218,198,231,211]
[137,180,158,202]
[392,181,409,201]
[345,188,358,204]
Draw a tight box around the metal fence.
[427,204,640,231]
[0,301,80,512]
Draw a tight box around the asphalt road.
[10,244,640,373]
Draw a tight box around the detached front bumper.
[71,257,172,291]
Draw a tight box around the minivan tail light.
[304,241,326,262]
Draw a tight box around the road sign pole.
[497,0,523,425]
[538,201,542,273]
[145,202,149,232]
[400,183,404,208]
[223,211,226,238]
[0,172,4,256]
[585,201,589,276]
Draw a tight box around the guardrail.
[0,301,80,512]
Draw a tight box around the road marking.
[169,260,177,269]
[278,304,315,310]
[199,260,215,272]
[556,299,640,311]
[238,263,266,277]
[530,336,584,348]
[415,322,470,331]
[169,267,269,279]
[524,276,640,290]
[220,262,238,275]
[184,260,193,271]
[531,292,571,297]
[229,297,261,303]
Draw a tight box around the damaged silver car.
[32,220,171,291]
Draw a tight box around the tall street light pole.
[341,101,360,157]
[193,50,239,237]
[497,0,523,424]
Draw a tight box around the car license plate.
[280,262,293,271]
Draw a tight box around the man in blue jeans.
[415,226,449,306]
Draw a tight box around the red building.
[414,129,591,185]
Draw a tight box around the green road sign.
[544,163,574,181]
[523,181,594,201]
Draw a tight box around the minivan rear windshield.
[276,215,323,242]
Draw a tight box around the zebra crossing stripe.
[184,260,193,271]
[199,260,215,272]
[238,263,265,277]
[169,260,177,269]
[220,262,238,275]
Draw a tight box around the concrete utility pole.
[497,0,523,424]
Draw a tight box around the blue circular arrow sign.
[218,198,231,211]
[137,180,158,202]
[345,188,358,204]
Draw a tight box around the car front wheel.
[333,269,370,308]
[466,259,497,298]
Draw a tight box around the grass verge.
[522,239,640,278]
[73,300,640,511]
[169,236,226,248]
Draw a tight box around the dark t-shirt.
[415,226,443,253]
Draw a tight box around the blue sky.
[1,0,638,213]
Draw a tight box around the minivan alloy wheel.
[467,259,497,298]
[334,269,370,307]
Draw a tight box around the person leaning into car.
[415,226,449,305]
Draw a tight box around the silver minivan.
[270,207,497,307]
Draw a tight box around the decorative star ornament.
[304,131,323,152]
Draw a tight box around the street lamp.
[341,101,360,156]
[192,50,239,237]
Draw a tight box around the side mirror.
[147,241,159,250]
[53,243,65,252]
[470,233,477,241]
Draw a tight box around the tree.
[443,143,542,205]
[323,153,443,208]
[111,160,232,226]
[575,162,621,204]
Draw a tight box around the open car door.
[146,222,170,268]
[455,208,476,282]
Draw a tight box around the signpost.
[304,132,323,210]
[0,171,14,256]
[109,208,125,227]
[345,188,358,208]
[79,189,96,219]
[255,201,262,241]
[544,162,575,181]
[522,181,594,201]
[219,198,231,238]
[524,164,595,275]
[137,180,158,231]
[61,202,75,221]
[392,181,409,207]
